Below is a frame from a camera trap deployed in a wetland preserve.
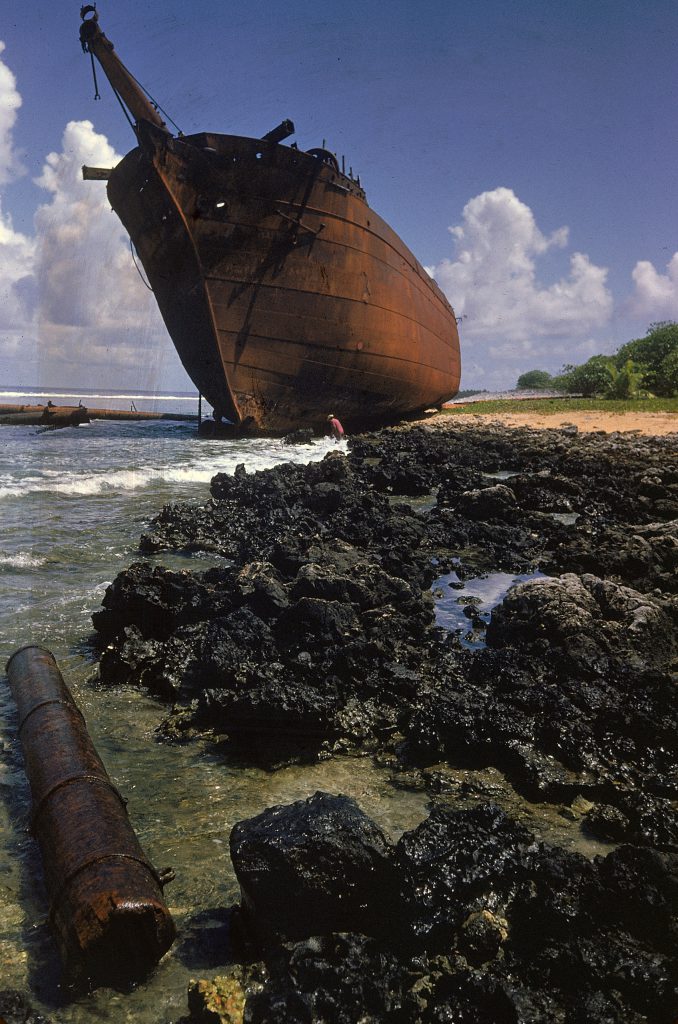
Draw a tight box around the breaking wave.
[0,389,198,403]
[0,551,46,569]
[0,437,339,500]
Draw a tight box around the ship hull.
[107,129,460,434]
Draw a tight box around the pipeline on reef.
[5,645,176,984]
[0,406,90,428]
[0,403,197,424]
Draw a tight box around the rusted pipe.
[5,645,175,984]
[0,408,90,428]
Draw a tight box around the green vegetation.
[444,396,678,416]
[455,388,489,399]
[557,355,617,397]
[515,322,678,399]
[515,369,554,389]
[614,321,678,395]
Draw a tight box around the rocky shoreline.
[16,419,677,1022]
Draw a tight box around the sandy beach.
[431,409,678,436]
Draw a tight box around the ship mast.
[79,5,170,135]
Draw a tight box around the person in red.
[327,413,345,442]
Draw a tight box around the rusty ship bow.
[80,8,460,434]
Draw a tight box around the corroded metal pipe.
[0,407,90,427]
[5,645,175,984]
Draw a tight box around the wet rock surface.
[90,420,678,1021]
[229,796,678,1023]
[230,792,399,943]
[93,422,678,801]
[0,990,52,1024]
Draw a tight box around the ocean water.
[0,384,202,416]
[0,388,608,1021]
[0,398,345,665]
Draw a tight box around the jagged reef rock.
[0,990,52,1024]
[457,483,518,521]
[229,796,678,1024]
[546,518,678,595]
[486,572,676,673]
[94,429,678,799]
[402,571,678,802]
[91,423,678,1021]
[230,792,399,942]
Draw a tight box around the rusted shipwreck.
[79,7,461,435]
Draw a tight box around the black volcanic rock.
[0,990,52,1024]
[95,427,678,797]
[91,421,678,1022]
[584,792,678,850]
[230,792,399,942]
[92,561,236,639]
[458,483,518,521]
[228,796,678,1024]
[486,572,675,674]
[547,517,678,594]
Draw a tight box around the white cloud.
[432,188,612,339]
[32,120,172,386]
[0,200,34,332]
[35,120,132,328]
[630,253,678,319]
[0,41,24,186]
[0,40,173,388]
[428,188,614,388]
[0,41,34,366]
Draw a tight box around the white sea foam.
[0,389,197,403]
[0,437,338,499]
[0,551,46,569]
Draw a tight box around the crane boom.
[79,6,169,134]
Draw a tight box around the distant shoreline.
[423,408,677,436]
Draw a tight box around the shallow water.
[481,469,521,480]
[546,510,580,525]
[1,672,431,1020]
[0,415,363,1018]
[0,420,340,660]
[432,569,545,648]
[404,762,613,860]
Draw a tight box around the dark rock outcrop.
[229,795,678,1024]
[230,792,399,942]
[94,424,678,798]
[91,420,678,1022]
[0,990,52,1024]
[486,572,675,673]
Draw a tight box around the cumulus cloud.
[428,188,613,388]
[0,41,172,388]
[0,41,34,366]
[34,120,143,330]
[0,200,35,332]
[0,41,24,186]
[33,119,172,386]
[630,253,678,319]
[431,188,612,339]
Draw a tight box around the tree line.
[516,322,678,398]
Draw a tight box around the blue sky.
[0,0,676,392]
